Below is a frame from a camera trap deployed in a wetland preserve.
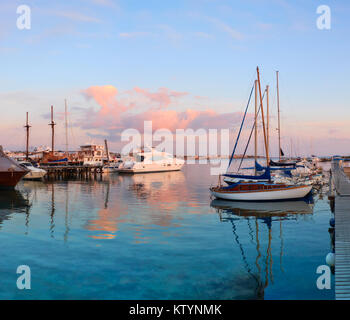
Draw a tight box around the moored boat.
[0,146,28,188]
[118,147,184,174]
[103,160,123,173]
[19,161,47,180]
[103,139,123,173]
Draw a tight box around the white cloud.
[191,32,214,39]
[188,12,244,40]
[207,17,244,40]
[90,0,118,7]
[54,11,101,23]
[119,32,153,38]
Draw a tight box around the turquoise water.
[0,162,334,299]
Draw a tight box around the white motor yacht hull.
[22,170,47,180]
[118,163,184,174]
[103,165,120,173]
[103,168,119,173]
[210,185,312,201]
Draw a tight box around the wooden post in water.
[24,112,31,160]
[48,106,56,155]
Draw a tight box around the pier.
[41,165,104,180]
[331,158,350,299]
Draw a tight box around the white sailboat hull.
[211,185,312,201]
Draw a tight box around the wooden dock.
[331,159,350,299]
[41,165,104,180]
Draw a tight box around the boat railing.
[331,157,350,196]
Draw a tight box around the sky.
[0,0,349,156]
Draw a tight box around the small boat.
[103,160,123,173]
[19,161,47,180]
[102,139,123,173]
[118,146,184,174]
[0,146,28,188]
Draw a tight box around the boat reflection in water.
[86,171,186,240]
[210,197,314,299]
[0,189,30,212]
[0,189,31,228]
[211,197,314,217]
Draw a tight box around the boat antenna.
[24,112,31,160]
[276,71,282,161]
[256,67,269,167]
[65,99,68,161]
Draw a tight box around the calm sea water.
[0,161,334,300]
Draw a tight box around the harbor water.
[0,161,334,299]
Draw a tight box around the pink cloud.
[78,85,246,140]
[133,87,188,109]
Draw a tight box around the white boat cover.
[0,146,27,172]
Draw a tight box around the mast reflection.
[211,197,314,299]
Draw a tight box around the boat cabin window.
[21,162,33,167]
[136,155,145,162]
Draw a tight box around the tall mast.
[49,106,56,155]
[276,71,281,161]
[266,85,270,163]
[24,112,31,160]
[254,80,258,173]
[256,67,269,167]
[104,139,110,164]
[65,99,68,158]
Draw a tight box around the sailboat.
[210,67,312,201]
